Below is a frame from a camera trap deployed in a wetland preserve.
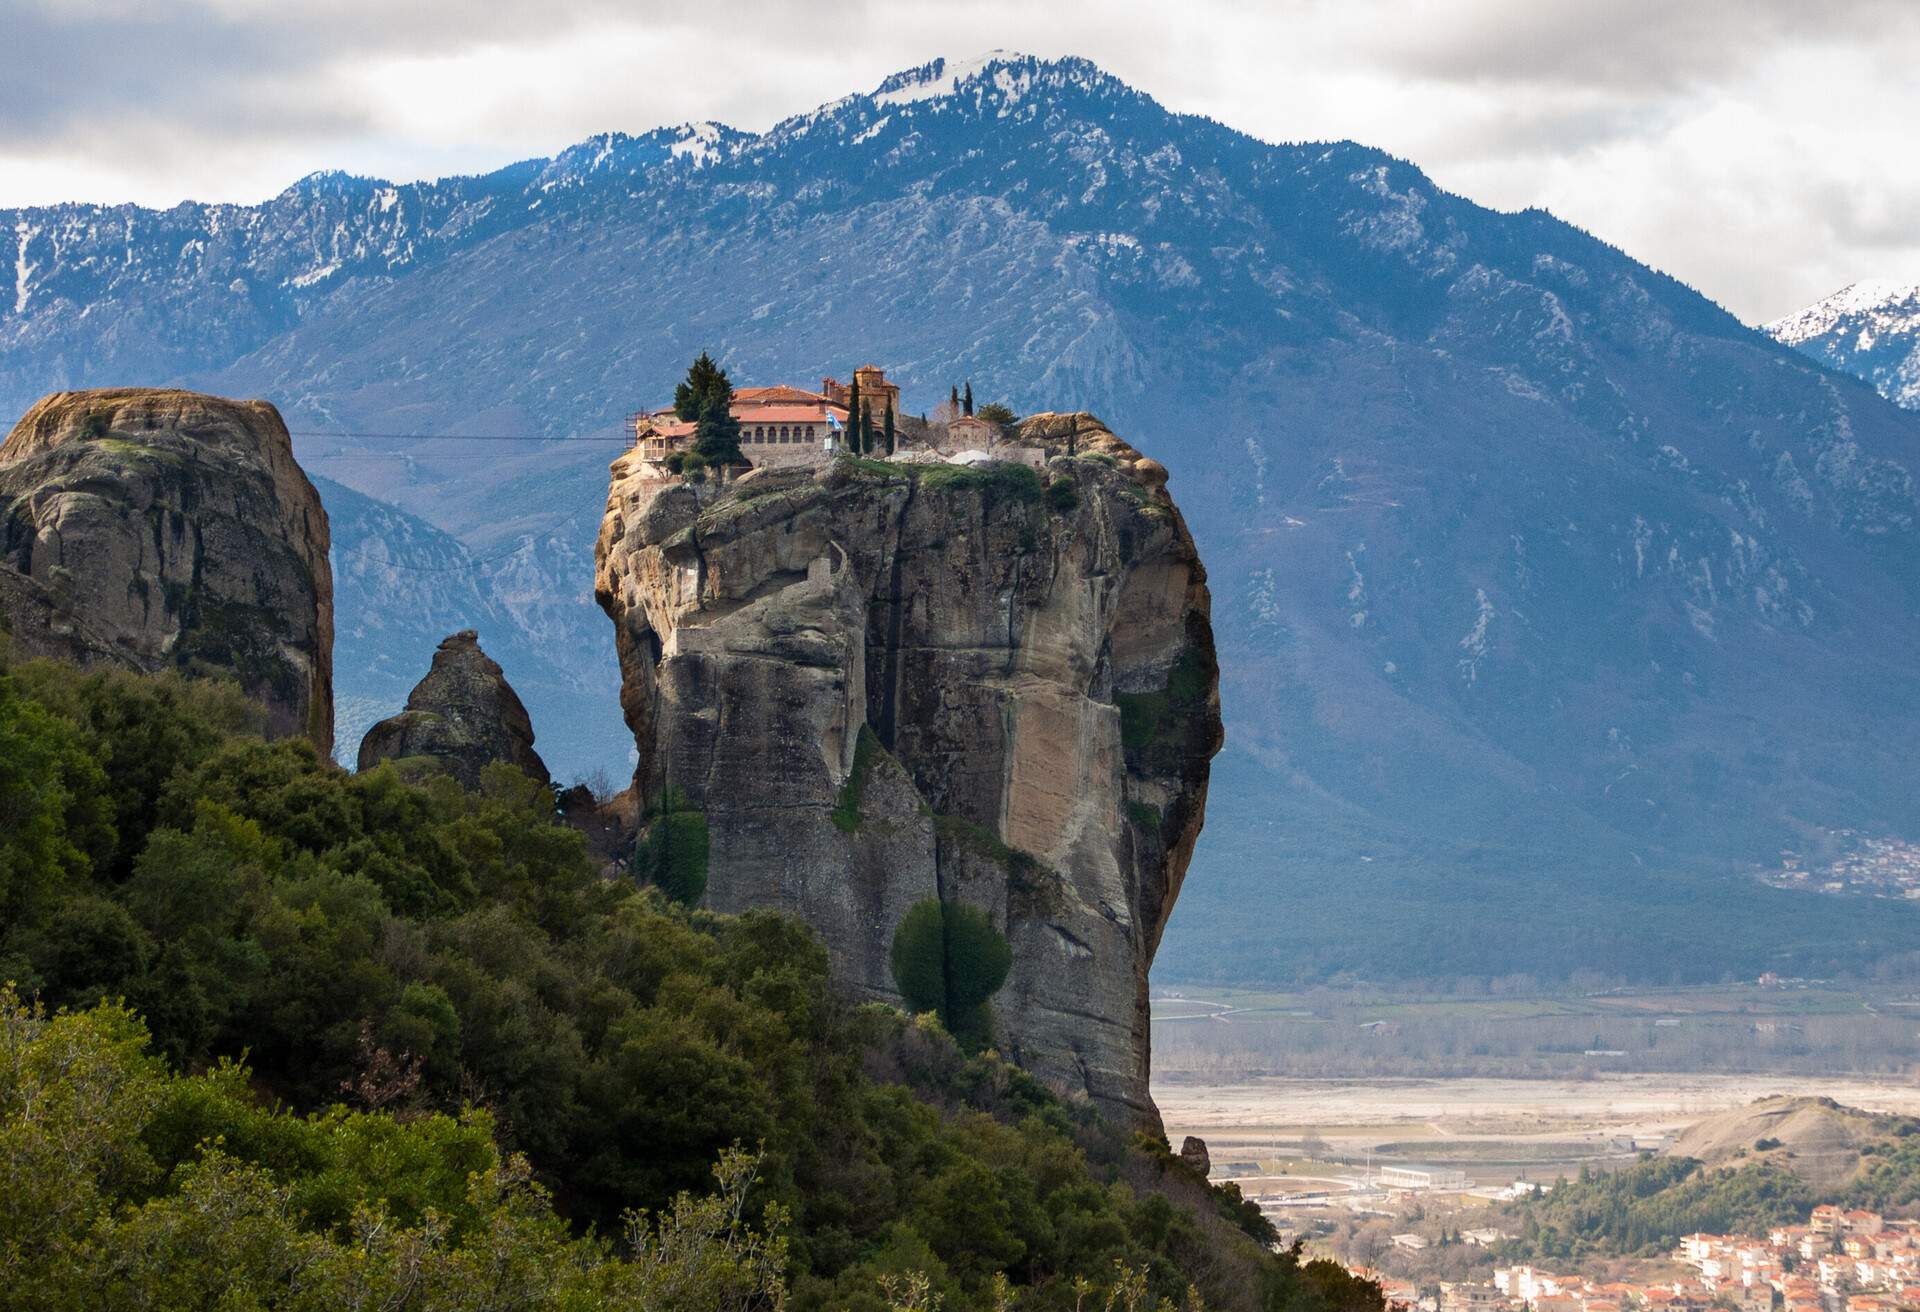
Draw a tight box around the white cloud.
[0,0,1914,322]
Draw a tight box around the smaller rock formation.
[0,388,333,750]
[357,631,551,789]
[1179,1136,1212,1177]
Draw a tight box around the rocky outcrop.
[357,630,551,789]
[594,414,1221,1127]
[0,388,333,749]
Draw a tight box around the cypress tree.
[858,400,873,455]
[883,401,896,455]
[949,384,959,412]
[845,374,861,453]
[963,380,974,416]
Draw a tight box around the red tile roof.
[736,405,838,425]
[736,385,833,405]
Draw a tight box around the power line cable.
[296,430,633,463]
[332,507,594,573]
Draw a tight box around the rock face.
[0,388,333,749]
[357,630,550,789]
[595,415,1221,1127]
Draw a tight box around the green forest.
[0,651,1383,1312]
[1500,1136,1920,1262]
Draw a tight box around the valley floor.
[1154,1071,1920,1188]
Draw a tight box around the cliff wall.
[594,415,1220,1125]
[0,388,333,749]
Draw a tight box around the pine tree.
[883,401,896,455]
[674,352,729,421]
[963,381,974,416]
[694,395,743,466]
[670,352,742,466]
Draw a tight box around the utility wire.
[301,429,617,570]
[332,507,593,574]
[290,430,631,443]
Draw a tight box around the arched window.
[780,426,790,441]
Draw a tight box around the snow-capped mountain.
[7,53,1920,983]
[1768,281,1920,410]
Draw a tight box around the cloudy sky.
[3,0,1916,324]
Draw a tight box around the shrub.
[831,726,882,834]
[890,901,949,1019]
[919,462,1042,505]
[888,898,1012,1050]
[635,787,709,905]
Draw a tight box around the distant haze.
[1,0,1916,324]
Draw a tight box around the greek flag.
[826,410,843,431]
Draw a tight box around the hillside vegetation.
[0,651,1378,1312]
[1499,1101,1920,1261]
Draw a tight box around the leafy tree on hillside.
[1499,1156,1813,1261]
[976,402,1017,427]
[0,987,789,1311]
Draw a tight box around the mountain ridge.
[1769,280,1920,411]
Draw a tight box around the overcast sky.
[3,0,1916,324]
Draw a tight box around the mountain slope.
[1769,281,1920,411]
[6,54,1920,982]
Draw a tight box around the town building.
[1379,1166,1472,1191]
[821,365,901,424]
[1439,1282,1509,1312]
[629,364,1052,478]
[632,379,863,469]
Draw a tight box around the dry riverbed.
[1154,1073,1920,1183]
